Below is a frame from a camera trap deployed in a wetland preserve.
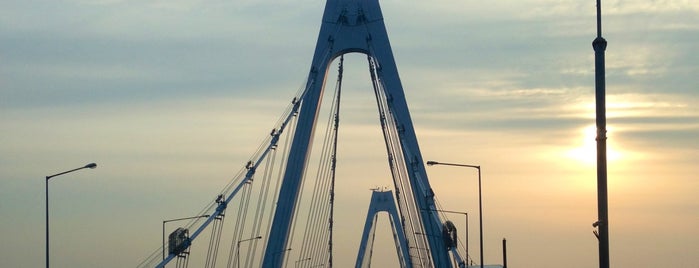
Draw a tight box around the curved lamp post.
[236,236,262,267]
[426,160,483,268]
[46,162,97,268]
[295,257,311,268]
[270,248,292,266]
[424,209,470,266]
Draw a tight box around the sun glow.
[566,125,621,165]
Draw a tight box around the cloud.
[1,1,698,267]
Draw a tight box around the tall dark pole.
[593,0,610,267]
[426,161,484,268]
[45,163,97,268]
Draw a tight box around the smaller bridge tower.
[356,189,413,268]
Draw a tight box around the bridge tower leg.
[262,0,451,267]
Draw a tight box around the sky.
[1,0,698,267]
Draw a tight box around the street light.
[423,209,470,266]
[236,236,262,268]
[162,215,210,260]
[295,257,311,267]
[45,162,97,268]
[426,160,484,268]
[270,248,292,265]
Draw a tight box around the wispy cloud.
[1,1,697,267]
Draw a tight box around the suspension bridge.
[137,0,474,267]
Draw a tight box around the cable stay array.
[138,55,468,268]
[137,53,344,268]
[137,1,470,267]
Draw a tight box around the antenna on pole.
[592,0,610,268]
[596,0,603,37]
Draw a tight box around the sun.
[566,125,621,165]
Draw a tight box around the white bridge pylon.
[141,0,467,267]
[355,189,412,268]
[263,0,461,267]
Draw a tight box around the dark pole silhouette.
[593,0,610,268]
[46,163,97,268]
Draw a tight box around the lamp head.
[85,163,97,169]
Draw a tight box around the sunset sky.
[1,0,698,267]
